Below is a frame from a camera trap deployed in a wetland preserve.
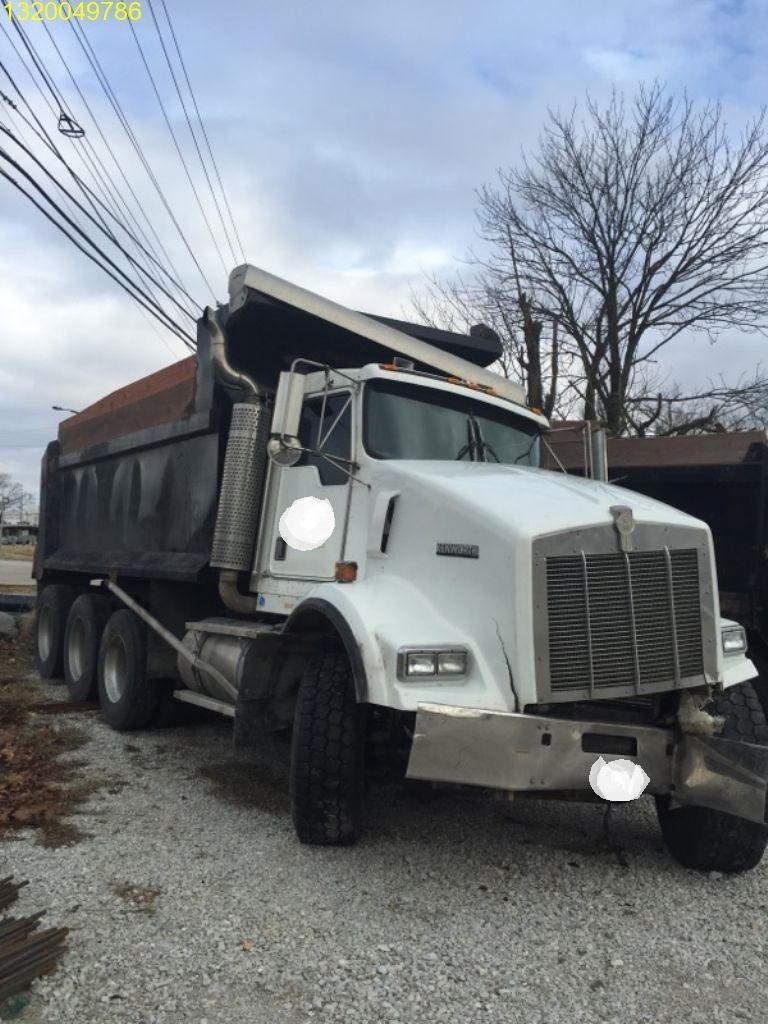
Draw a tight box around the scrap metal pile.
[0,876,67,1003]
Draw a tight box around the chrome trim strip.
[664,545,681,688]
[580,551,595,699]
[623,552,641,694]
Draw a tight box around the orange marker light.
[335,561,358,583]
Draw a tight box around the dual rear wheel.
[34,584,161,730]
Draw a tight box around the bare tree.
[0,473,32,546]
[411,271,580,419]
[466,83,768,434]
[627,368,768,436]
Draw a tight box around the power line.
[7,16,67,113]
[160,0,246,264]
[41,22,172,270]
[0,18,205,349]
[0,105,189,359]
[0,148,195,348]
[128,18,229,279]
[69,19,217,301]
[0,24,201,316]
[13,16,184,317]
[1,23,144,263]
[39,20,199,317]
[0,68,199,313]
[0,124,198,324]
[147,0,238,267]
[0,25,128,262]
[63,20,202,315]
[0,86,87,233]
[0,31,201,342]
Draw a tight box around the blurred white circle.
[588,757,650,802]
[279,496,335,551]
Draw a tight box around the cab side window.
[297,392,352,486]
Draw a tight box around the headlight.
[721,625,747,655]
[398,648,469,680]
[405,653,437,676]
[437,651,468,675]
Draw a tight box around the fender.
[284,597,369,702]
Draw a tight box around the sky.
[1,0,768,499]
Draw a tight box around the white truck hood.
[374,460,704,539]
[357,459,721,712]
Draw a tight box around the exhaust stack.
[205,308,268,613]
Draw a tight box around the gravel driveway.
[4,673,768,1024]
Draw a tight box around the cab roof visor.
[223,264,526,407]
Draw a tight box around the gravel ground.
[3,674,768,1024]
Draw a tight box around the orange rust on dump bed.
[58,356,198,455]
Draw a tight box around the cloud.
[2,0,768,497]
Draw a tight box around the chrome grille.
[545,549,703,694]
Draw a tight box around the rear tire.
[290,650,365,846]
[97,609,159,731]
[35,584,75,679]
[64,593,111,701]
[658,682,768,872]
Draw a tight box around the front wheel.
[657,682,768,872]
[290,650,366,846]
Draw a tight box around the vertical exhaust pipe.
[205,308,269,614]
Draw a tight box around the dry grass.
[0,544,35,562]
[0,628,96,847]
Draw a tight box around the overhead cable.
[147,0,238,266]
[128,18,229,279]
[0,150,196,348]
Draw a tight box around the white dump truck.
[35,265,768,870]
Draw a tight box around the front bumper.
[406,703,768,825]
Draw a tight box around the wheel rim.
[38,604,53,662]
[68,616,86,681]
[103,634,128,704]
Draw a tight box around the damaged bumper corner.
[406,703,768,826]
[673,733,768,824]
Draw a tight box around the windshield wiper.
[455,416,502,463]
[455,416,476,460]
[476,439,501,463]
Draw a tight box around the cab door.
[266,390,353,580]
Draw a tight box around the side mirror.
[267,371,305,466]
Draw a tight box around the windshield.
[363,379,540,466]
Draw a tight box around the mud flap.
[674,734,768,825]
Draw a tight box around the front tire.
[290,650,366,846]
[97,609,160,731]
[658,682,768,872]
[64,593,111,701]
[35,584,75,679]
